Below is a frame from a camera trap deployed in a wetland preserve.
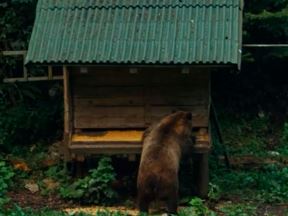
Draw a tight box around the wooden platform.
[69,130,210,155]
[70,130,143,154]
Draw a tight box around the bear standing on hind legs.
[137,111,194,215]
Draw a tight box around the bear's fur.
[137,111,194,214]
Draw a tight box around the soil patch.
[7,190,69,210]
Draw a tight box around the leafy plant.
[208,183,222,201]
[60,157,118,204]
[0,159,14,209]
[37,164,68,196]
[178,197,217,216]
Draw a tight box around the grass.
[211,164,288,203]
[218,203,257,216]
[219,113,273,156]
[210,112,288,204]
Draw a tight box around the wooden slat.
[146,106,209,128]
[71,67,209,86]
[69,143,142,155]
[148,85,209,106]
[144,68,209,85]
[74,104,209,128]
[73,86,144,105]
[73,76,143,87]
[71,66,210,130]
[74,96,143,107]
[74,106,145,129]
[71,67,144,86]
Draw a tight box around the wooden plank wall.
[70,67,210,129]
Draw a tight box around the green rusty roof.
[26,0,244,66]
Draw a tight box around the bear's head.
[171,111,193,136]
[174,111,194,154]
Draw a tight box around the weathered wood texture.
[70,67,210,129]
[63,66,72,160]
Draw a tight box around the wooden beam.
[63,66,70,134]
[23,52,28,81]
[3,76,63,83]
[3,78,27,83]
[243,44,288,48]
[2,51,64,83]
[63,66,72,161]
[1,50,27,56]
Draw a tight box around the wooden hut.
[26,0,244,196]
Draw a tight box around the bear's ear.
[186,112,192,120]
[172,109,179,114]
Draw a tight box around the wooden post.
[48,66,53,80]
[193,153,209,198]
[63,66,71,161]
[23,52,28,81]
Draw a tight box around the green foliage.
[244,0,288,44]
[0,82,62,152]
[219,203,257,216]
[219,113,270,156]
[60,157,118,205]
[37,164,68,196]
[211,164,288,203]
[0,0,36,50]
[281,122,288,145]
[0,159,14,209]
[208,183,222,202]
[257,165,288,203]
[93,210,128,216]
[0,205,68,216]
[275,122,288,156]
[178,197,217,216]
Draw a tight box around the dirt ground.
[5,152,288,215]
[7,190,288,216]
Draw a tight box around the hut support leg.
[193,153,209,198]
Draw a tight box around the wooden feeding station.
[25,0,243,197]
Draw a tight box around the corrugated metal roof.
[26,0,243,65]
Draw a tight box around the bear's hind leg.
[166,195,178,215]
[138,193,151,214]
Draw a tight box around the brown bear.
[137,111,194,215]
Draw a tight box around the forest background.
[1,0,288,215]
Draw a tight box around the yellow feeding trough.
[72,130,144,143]
[70,130,144,155]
